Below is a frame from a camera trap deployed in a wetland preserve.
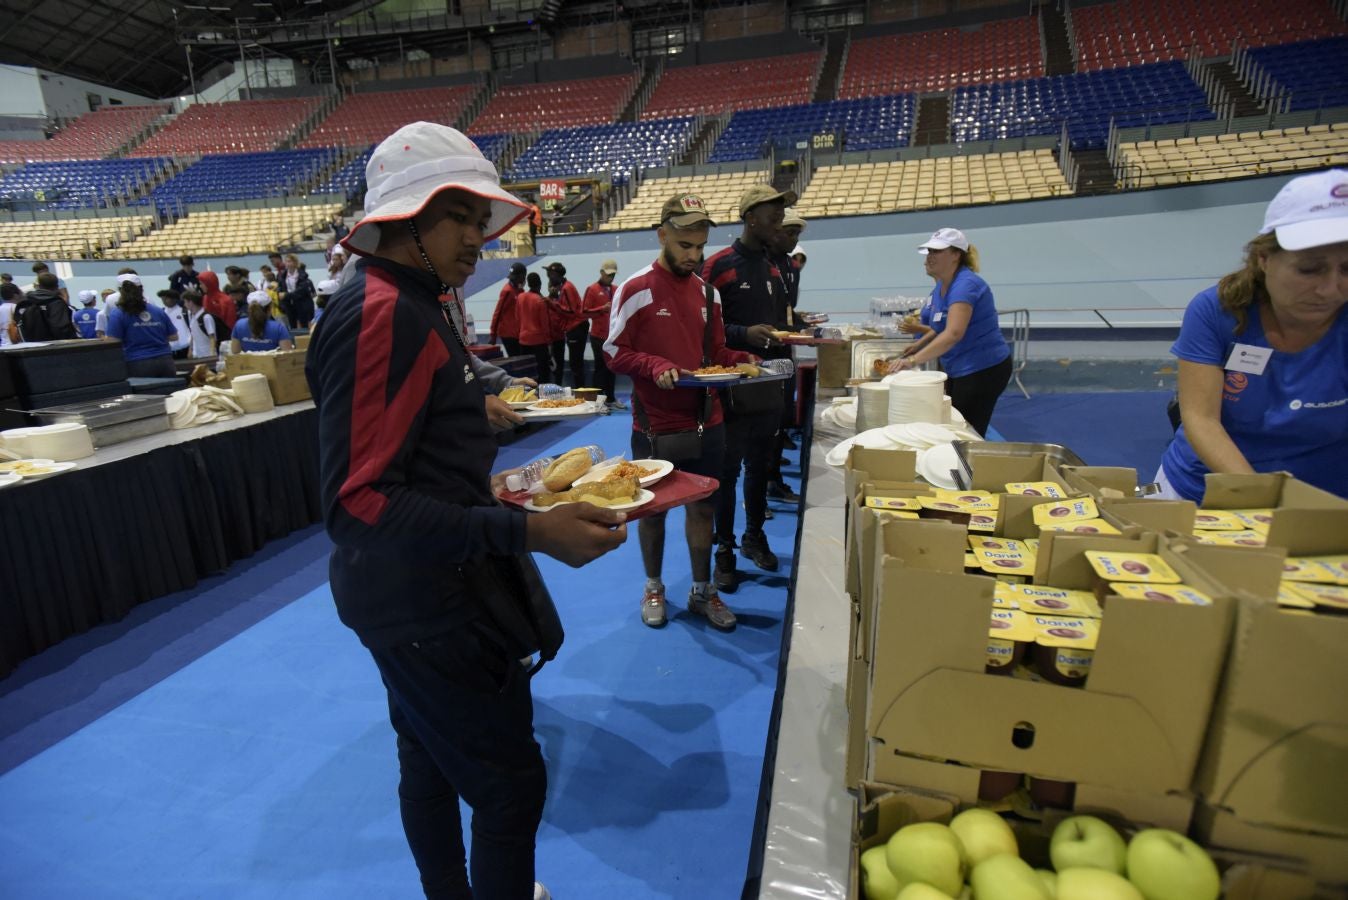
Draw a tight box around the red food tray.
[497,470,718,521]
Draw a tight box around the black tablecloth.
[0,409,321,677]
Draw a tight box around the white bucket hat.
[918,227,970,254]
[246,290,272,307]
[315,279,341,296]
[1259,168,1348,251]
[344,122,529,256]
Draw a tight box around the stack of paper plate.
[884,370,946,425]
[855,383,890,434]
[20,423,94,461]
[231,373,274,414]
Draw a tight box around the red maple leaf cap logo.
[680,195,705,211]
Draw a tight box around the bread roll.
[542,447,593,491]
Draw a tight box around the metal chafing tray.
[30,395,170,447]
[850,339,913,381]
[952,440,1088,489]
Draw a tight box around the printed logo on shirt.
[1224,371,1249,395]
[1290,397,1347,411]
[738,282,751,290]
[656,307,672,317]
[463,363,475,384]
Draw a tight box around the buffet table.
[0,403,321,677]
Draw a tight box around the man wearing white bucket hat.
[306,122,626,900]
[1157,169,1348,501]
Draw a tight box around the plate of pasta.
[574,458,674,488]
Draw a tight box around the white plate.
[574,458,674,488]
[0,458,54,474]
[523,487,655,513]
[916,444,961,490]
[690,372,742,382]
[7,461,77,480]
[0,472,21,489]
[505,400,537,410]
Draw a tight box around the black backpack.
[17,297,77,342]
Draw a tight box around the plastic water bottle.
[504,444,605,493]
[537,383,571,400]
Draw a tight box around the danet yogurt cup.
[1029,614,1099,686]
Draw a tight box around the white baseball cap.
[77,289,98,304]
[918,227,970,253]
[246,290,272,307]
[344,122,530,256]
[116,273,142,286]
[315,279,341,296]
[1259,169,1348,251]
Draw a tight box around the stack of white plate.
[4,423,95,461]
[942,396,953,425]
[885,370,946,425]
[855,382,890,434]
[231,373,274,414]
[824,427,903,467]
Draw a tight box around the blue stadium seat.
[708,96,917,163]
[140,148,341,215]
[950,61,1212,150]
[1246,37,1348,112]
[0,158,170,211]
[314,146,374,198]
[505,118,695,185]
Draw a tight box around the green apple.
[1126,829,1220,900]
[1050,815,1127,874]
[969,854,1051,900]
[885,822,967,896]
[949,808,1018,867]
[1035,869,1057,897]
[861,845,901,900]
[1058,867,1144,900]
[897,884,957,900]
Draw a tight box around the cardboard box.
[865,530,1260,796]
[1196,804,1348,888]
[293,333,311,350]
[1184,509,1348,840]
[848,784,957,900]
[226,349,310,405]
[1199,472,1348,513]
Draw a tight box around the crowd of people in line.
[0,251,344,377]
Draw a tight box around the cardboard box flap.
[1198,804,1348,885]
[1059,464,1139,498]
[969,451,1054,492]
[846,446,918,487]
[1265,509,1348,557]
[854,783,957,850]
[1211,721,1348,837]
[1100,497,1197,535]
[1202,472,1348,511]
[1166,538,1286,600]
[869,668,1197,792]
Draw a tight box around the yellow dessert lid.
[1005,481,1068,499]
[1108,582,1214,606]
[1031,496,1100,526]
[1028,614,1100,649]
[1084,550,1182,584]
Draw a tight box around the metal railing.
[1000,308,1031,399]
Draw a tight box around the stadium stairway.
[676,115,727,167]
[1204,61,1266,117]
[1040,1,1075,77]
[914,96,949,146]
[1073,148,1119,194]
[619,58,664,122]
[812,34,847,104]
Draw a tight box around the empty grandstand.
[950,62,1212,150]
[0,159,170,211]
[104,204,343,259]
[1070,0,1345,72]
[468,74,637,135]
[0,104,167,164]
[141,149,341,215]
[0,214,154,259]
[640,53,820,120]
[709,95,917,162]
[131,97,324,157]
[1240,36,1348,111]
[300,85,479,148]
[1116,122,1348,187]
[508,118,696,184]
[839,17,1043,97]
[600,168,774,230]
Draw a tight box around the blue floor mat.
[0,407,803,899]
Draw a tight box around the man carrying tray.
[604,194,760,630]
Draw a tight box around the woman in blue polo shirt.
[888,227,1012,435]
[1158,169,1348,501]
[231,291,294,353]
[105,273,177,377]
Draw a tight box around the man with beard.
[604,194,759,631]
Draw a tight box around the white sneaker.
[534,883,552,900]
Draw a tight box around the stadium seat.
[469,74,637,135]
[642,53,819,119]
[840,18,1044,97]
[708,95,917,162]
[507,118,696,185]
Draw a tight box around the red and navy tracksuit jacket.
[702,238,795,359]
[603,262,756,434]
[306,256,527,648]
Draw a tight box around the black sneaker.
[714,544,738,593]
[741,530,779,572]
[766,481,801,503]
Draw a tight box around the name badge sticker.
[1224,343,1272,376]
